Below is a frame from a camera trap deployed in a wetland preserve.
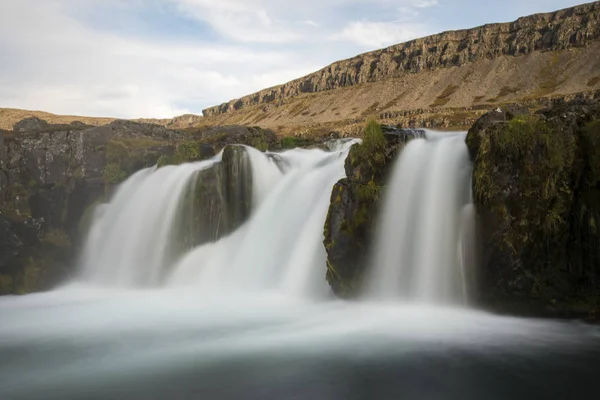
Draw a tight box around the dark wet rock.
[0,118,189,294]
[468,100,600,320]
[171,145,254,261]
[324,121,419,297]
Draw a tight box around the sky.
[0,0,590,118]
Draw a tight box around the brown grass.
[429,84,459,108]
[588,76,600,87]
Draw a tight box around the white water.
[171,146,355,298]
[366,131,474,304]
[2,137,600,399]
[79,159,219,287]
[79,142,357,297]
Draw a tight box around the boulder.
[323,121,420,297]
[468,100,600,319]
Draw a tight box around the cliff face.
[0,117,285,294]
[466,101,600,319]
[0,118,188,293]
[203,2,600,117]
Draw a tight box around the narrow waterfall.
[365,131,474,304]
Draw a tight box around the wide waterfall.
[365,131,475,303]
[78,142,356,296]
[1,135,599,400]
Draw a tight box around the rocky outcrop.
[170,145,254,260]
[0,118,196,293]
[186,125,278,152]
[323,123,424,297]
[204,2,600,117]
[467,100,600,320]
[0,115,276,293]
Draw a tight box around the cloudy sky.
[0,0,588,118]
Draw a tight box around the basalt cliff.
[202,1,600,135]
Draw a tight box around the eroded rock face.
[0,118,192,293]
[170,145,254,263]
[323,123,423,297]
[203,2,600,116]
[467,100,600,319]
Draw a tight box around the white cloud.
[299,20,320,28]
[331,21,428,48]
[0,0,321,118]
[0,0,439,118]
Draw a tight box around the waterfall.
[78,160,219,287]
[79,141,356,297]
[170,146,355,298]
[365,131,474,304]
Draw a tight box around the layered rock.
[467,100,600,319]
[169,145,254,263]
[0,118,195,293]
[204,2,600,116]
[323,123,424,297]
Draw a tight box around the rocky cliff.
[467,100,600,319]
[0,118,281,294]
[0,118,189,293]
[204,1,600,117]
[322,100,600,319]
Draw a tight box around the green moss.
[106,139,130,164]
[17,261,41,295]
[72,167,83,179]
[0,274,14,295]
[350,119,387,175]
[102,163,128,185]
[249,135,268,151]
[156,154,173,168]
[472,113,583,300]
[280,136,313,149]
[355,180,381,203]
[41,230,71,248]
[176,141,202,161]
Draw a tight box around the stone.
[468,100,600,320]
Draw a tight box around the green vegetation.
[349,118,387,175]
[474,115,576,235]
[0,274,13,295]
[279,136,314,149]
[469,109,600,316]
[102,163,127,185]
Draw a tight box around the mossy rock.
[468,101,600,319]
[323,119,417,298]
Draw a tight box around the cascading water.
[2,136,599,400]
[79,141,356,297]
[79,159,219,287]
[365,131,475,304]
[170,146,354,298]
